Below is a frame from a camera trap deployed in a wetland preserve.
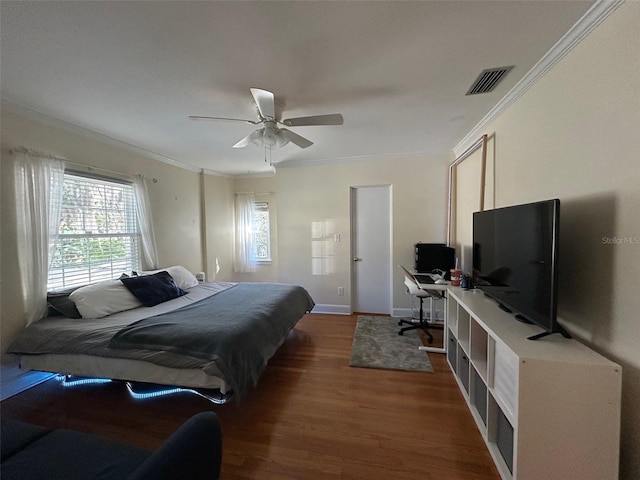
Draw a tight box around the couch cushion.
[1,419,50,462]
[1,428,151,480]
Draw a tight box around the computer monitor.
[415,243,456,279]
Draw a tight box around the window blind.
[47,173,140,290]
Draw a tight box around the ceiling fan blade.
[282,113,344,127]
[189,115,259,124]
[232,129,262,148]
[280,129,313,149]
[250,88,275,119]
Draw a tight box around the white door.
[351,186,391,314]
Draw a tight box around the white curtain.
[233,193,256,273]
[133,174,159,270]
[13,149,65,324]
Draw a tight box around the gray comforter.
[108,282,314,399]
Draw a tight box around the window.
[47,172,140,290]
[253,201,271,262]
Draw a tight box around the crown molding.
[201,167,276,178]
[4,101,326,177]
[1,100,202,173]
[453,0,624,157]
[235,167,277,178]
[274,149,452,169]
[201,168,233,178]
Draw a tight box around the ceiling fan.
[189,88,343,150]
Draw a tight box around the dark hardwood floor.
[1,314,500,479]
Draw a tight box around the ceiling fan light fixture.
[248,125,290,149]
[262,124,278,146]
[273,129,290,148]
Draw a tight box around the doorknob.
[353,257,362,262]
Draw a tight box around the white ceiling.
[1,1,594,175]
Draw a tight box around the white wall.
[0,108,205,354]
[202,172,234,282]
[208,155,453,314]
[270,155,450,312]
[454,3,640,477]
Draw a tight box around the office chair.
[397,265,444,343]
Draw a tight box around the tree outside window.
[48,173,140,289]
[253,201,271,261]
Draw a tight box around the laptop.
[413,274,435,285]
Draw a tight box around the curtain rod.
[10,146,157,183]
[235,191,275,195]
[9,146,66,162]
[65,160,133,180]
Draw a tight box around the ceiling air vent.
[466,66,514,95]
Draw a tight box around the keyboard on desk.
[413,274,435,284]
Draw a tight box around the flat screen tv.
[473,199,569,340]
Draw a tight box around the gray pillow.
[47,287,82,319]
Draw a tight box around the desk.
[413,281,448,354]
[414,280,448,291]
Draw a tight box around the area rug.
[349,316,434,373]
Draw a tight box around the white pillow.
[140,265,199,290]
[69,279,143,319]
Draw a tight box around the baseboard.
[393,308,445,321]
[310,304,351,315]
[393,308,412,319]
[1,364,54,401]
[309,305,445,318]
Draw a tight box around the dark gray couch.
[1,412,222,480]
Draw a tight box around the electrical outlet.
[337,286,344,296]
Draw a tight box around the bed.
[8,278,315,401]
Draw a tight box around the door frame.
[349,185,393,314]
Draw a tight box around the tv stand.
[445,287,621,480]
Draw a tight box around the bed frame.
[14,284,313,403]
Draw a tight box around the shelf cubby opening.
[458,346,470,395]
[470,319,489,382]
[457,307,471,353]
[447,301,458,334]
[471,367,488,428]
[447,329,458,373]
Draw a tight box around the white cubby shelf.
[445,287,622,480]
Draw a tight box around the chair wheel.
[397,320,402,326]
[398,331,403,336]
